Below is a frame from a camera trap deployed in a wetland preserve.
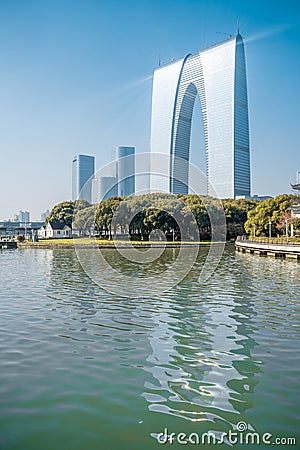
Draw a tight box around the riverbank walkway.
[235,236,300,260]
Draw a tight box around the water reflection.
[143,250,265,433]
[75,246,198,297]
[44,247,298,439]
[0,247,298,450]
[47,249,98,316]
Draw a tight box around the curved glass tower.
[150,34,251,198]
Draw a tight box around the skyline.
[0,0,300,219]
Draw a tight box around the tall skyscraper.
[150,33,250,198]
[117,146,135,197]
[72,154,95,203]
[92,176,118,203]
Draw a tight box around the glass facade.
[150,34,251,198]
[72,154,95,203]
[117,146,135,197]
[233,34,251,196]
[92,176,118,203]
[150,58,186,192]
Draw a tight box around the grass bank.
[17,238,228,249]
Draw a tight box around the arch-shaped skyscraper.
[150,34,250,198]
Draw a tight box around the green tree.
[46,200,90,228]
[222,198,258,239]
[93,193,261,242]
[244,194,297,236]
[95,196,122,239]
[72,205,97,236]
[128,194,192,241]
[292,217,300,234]
[179,194,210,239]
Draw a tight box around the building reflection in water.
[143,249,263,433]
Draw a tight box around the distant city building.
[291,171,300,218]
[0,220,43,237]
[91,178,99,204]
[291,171,300,192]
[251,195,272,201]
[117,146,135,197]
[14,210,30,222]
[291,204,300,218]
[150,33,250,198]
[72,154,95,203]
[236,195,272,201]
[135,152,150,195]
[92,176,118,203]
[41,209,50,221]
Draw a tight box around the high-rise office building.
[40,210,50,221]
[15,210,30,222]
[117,146,135,197]
[92,176,118,203]
[72,154,95,203]
[150,33,250,198]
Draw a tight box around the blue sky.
[0,0,299,219]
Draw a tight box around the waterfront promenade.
[235,236,300,260]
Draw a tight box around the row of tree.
[45,193,300,240]
[46,194,261,241]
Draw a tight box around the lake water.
[0,247,299,449]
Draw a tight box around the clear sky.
[0,0,299,220]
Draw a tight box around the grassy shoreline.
[17,238,230,249]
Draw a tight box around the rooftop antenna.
[158,54,161,67]
[237,19,240,35]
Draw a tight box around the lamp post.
[253,224,256,238]
[268,221,272,240]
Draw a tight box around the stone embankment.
[235,237,300,260]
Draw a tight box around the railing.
[236,236,300,246]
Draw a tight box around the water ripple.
[0,247,299,449]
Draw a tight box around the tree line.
[45,193,300,241]
[244,194,300,236]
